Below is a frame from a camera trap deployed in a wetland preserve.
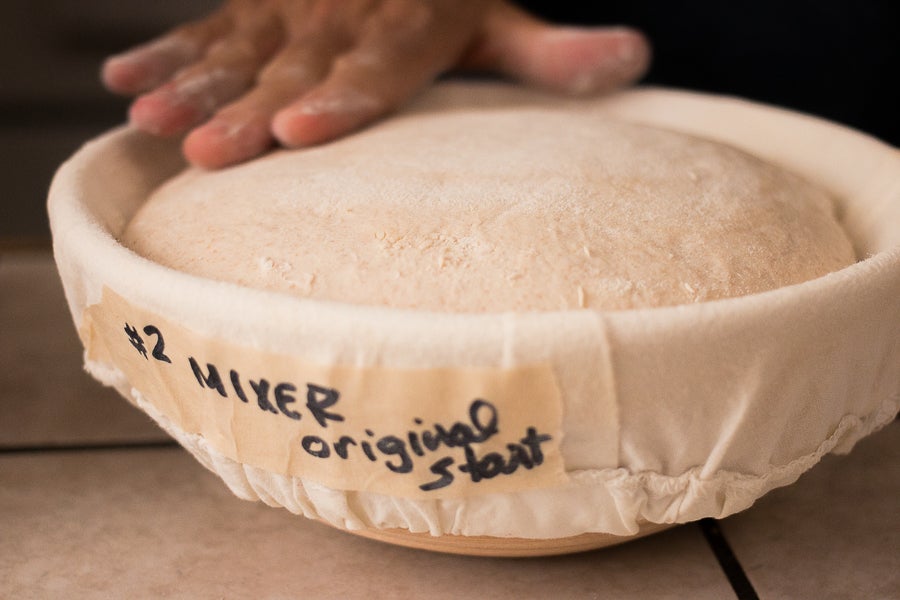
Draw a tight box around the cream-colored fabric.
[49,82,900,539]
[123,109,854,312]
[119,384,895,538]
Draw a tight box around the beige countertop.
[1,249,897,599]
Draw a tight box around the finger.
[269,70,387,149]
[463,2,651,95]
[183,38,337,169]
[272,4,477,147]
[129,16,283,137]
[102,9,233,96]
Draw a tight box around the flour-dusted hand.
[102,0,650,169]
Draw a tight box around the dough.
[123,85,856,312]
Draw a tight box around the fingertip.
[565,30,652,96]
[478,12,654,98]
[614,27,653,81]
[272,90,385,147]
[102,46,177,96]
[129,92,201,137]
[534,26,654,96]
[271,106,354,148]
[183,117,273,169]
[271,109,326,147]
[102,56,150,95]
[182,123,229,169]
[103,35,204,96]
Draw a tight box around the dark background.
[0,0,216,243]
[519,1,900,147]
[2,0,897,243]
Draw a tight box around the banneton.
[49,82,900,555]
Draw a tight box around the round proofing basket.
[49,83,900,557]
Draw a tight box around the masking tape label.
[81,288,568,498]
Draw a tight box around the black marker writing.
[142,325,171,363]
[189,358,226,397]
[306,384,344,427]
[188,357,345,424]
[131,338,553,493]
[124,323,147,359]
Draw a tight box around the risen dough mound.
[124,85,856,312]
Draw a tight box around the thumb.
[461,2,651,95]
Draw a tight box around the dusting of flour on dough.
[124,86,856,313]
[259,256,315,294]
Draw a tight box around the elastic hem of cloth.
[88,358,897,540]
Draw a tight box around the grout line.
[0,439,180,455]
[698,518,760,600]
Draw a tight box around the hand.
[102,0,650,169]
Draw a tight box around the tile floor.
[1,249,897,599]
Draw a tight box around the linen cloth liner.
[49,83,900,538]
